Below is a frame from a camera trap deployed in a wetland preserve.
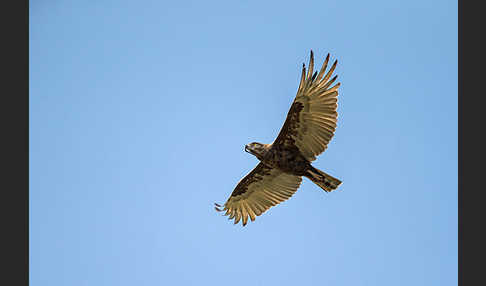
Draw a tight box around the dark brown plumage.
[215,51,342,226]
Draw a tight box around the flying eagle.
[215,51,342,226]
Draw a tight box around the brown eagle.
[215,51,342,226]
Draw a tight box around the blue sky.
[30,1,457,285]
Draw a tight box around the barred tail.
[305,165,342,192]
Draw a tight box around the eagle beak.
[245,145,250,153]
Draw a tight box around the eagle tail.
[305,165,342,192]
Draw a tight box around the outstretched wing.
[215,163,302,226]
[273,51,340,161]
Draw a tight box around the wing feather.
[273,51,340,161]
[321,59,338,84]
[315,53,330,83]
[306,50,314,80]
[216,163,302,226]
[234,210,241,225]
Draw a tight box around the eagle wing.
[215,163,302,226]
[273,51,340,161]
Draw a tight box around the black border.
[459,1,482,285]
[2,0,29,285]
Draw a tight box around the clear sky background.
[30,1,457,285]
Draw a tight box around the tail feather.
[305,166,342,192]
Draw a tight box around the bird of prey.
[215,51,342,226]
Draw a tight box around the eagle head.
[245,142,269,159]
